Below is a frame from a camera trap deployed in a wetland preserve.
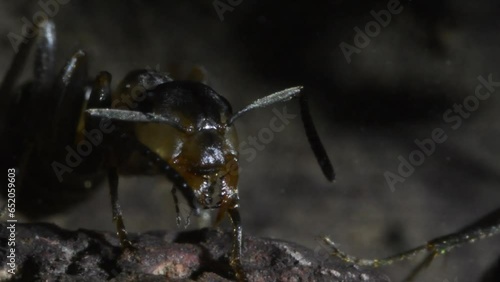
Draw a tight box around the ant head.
[173,126,239,208]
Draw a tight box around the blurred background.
[1,0,500,281]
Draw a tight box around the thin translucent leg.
[108,168,133,249]
[322,207,500,280]
[227,202,247,282]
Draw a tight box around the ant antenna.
[229,86,334,181]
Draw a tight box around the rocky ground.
[0,223,390,281]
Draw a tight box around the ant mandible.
[0,20,334,281]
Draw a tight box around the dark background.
[1,0,500,281]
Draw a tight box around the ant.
[0,20,333,281]
[3,20,496,282]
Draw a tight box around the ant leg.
[86,110,201,213]
[1,20,55,144]
[48,50,88,149]
[123,131,200,213]
[320,236,425,267]
[0,20,55,164]
[88,71,112,108]
[108,168,133,249]
[116,131,200,213]
[321,207,500,279]
[171,185,182,227]
[227,201,247,282]
[0,20,55,99]
[0,37,31,101]
[86,72,134,249]
[33,20,56,93]
[171,185,195,228]
[1,21,56,209]
[402,206,500,280]
[78,71,112,147]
